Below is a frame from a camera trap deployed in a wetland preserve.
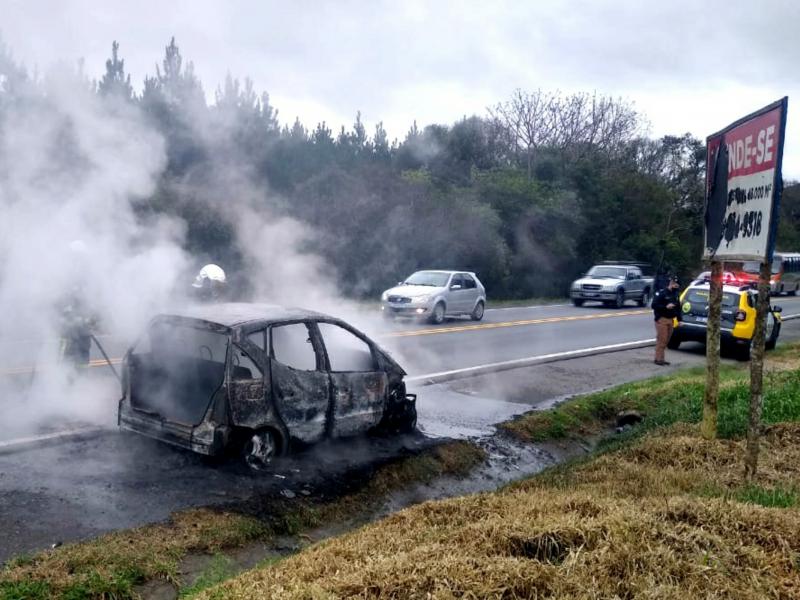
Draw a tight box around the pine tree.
[97,41,133,100]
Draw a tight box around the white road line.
[0,426,107,454]
[406,338,656,386]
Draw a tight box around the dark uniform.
[651,281,681,364]
[59,290,96,371]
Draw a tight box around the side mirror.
[773,305,783,313]
[450,284,462,290]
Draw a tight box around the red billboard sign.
[704,98,788,261]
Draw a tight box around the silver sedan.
[381,270,486,324]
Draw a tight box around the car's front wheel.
[766,314,781,350]
[614,289,625,309]
[471,301,485,321]
[429,302,446,324]
[241,429,280,471]
[572,298,584,307]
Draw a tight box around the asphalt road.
[7,296,800,377]
[3,297,800,562]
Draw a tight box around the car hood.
[573,277,624,286]
[384,284,445,298]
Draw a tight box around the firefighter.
[59,240,97,371]
[192,263,227,302]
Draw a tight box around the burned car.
[118,303,417,469]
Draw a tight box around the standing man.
[652,276,681,365]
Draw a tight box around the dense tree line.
[3,38,798,298]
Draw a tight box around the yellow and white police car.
[668,281,783,360]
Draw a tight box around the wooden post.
[744,260,771,480]
[702,260,723,439]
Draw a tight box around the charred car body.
[118,303,417,469]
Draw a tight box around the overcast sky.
[3,0,799,178]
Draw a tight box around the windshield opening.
[129,321,229,425]
[403,271,450,287]
[741,260,781,275]
[587,266,627,279]
[686,289,739,308]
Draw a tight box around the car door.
[227,338,268,429]
[316,321,387,438]
[448,273,468,313]
[461,273,480,312]
[268,322,330,444]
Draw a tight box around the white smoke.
[0,63,191,435]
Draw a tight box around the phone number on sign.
[723,210,763,244]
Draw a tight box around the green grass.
[180,555,237,599]
[501,346,800,444]
[734,484,799,508]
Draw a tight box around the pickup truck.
[570,263,654,308]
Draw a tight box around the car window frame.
[268,320,326,372]
[313,318,379,373]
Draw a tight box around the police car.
[668,281,783,360]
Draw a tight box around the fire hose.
[90,334,121,383]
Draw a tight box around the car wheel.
[398,404,417,433]
[242,429,279,471]
[471,301,485,321]
[572,298,584,307]
[766,315,780,350]
[382,309,394,320]
[667,333,681,350]
[614,289,625,309]
[735,343,752,362]
[789,287,798,296]
[429,302,446,324]
[638,289,651,307]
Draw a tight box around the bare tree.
[489,89,556,180]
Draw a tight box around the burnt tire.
[397,404,417,433]
[470,301,485,321]
[572,298,584,307]
[429,302,446,325]
[241,429,280,471]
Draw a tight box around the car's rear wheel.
[734,343,752,362]
[572,298,584,307]
[471,301,485,321]
[638,289,651,307]
[789,286,798,296]
[614,289,625,309]
[667,333,681,350]
[241,429,279,471]
[429,302,446,324]
[766,314,780,350]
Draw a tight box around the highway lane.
[3,297,800,377]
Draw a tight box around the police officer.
[652,276,681,365]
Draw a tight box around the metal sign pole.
[701,260,722,439]
[744,260,771,480]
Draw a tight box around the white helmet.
[192,264,226,288]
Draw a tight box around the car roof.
[687,282,749,294]
[161,302,328,327]
[412,270,476,275]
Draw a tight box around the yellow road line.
[2,358,122,376]
[387,309,649,338]
[2,310,649,375]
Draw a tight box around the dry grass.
[198,424,800,599]
[0,440,485,599]
[0,509,266,599]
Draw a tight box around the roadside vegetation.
[0,441,484,600]
[500,345,800,444]
[186,347,800,598]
